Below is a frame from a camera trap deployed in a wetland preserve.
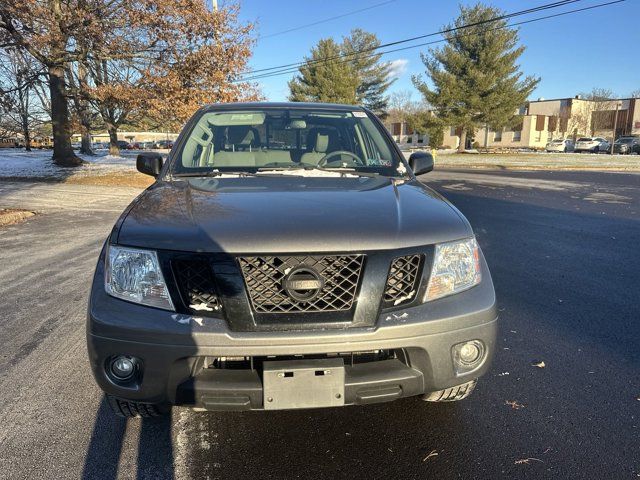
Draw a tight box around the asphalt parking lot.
[0,169,638,479]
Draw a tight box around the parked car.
[126,142,141,150]
[116,140,131,150]
[71,142,81,150]
[545,138,574,153]
[154,139,174,149]
[574,137,609,153]
[87,102,497,417]
[613,136,640,155]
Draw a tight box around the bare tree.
[66,61,99,155]
[556,88,620,138]
[0,48,48,151]
[0,1,88,165]
[387,90,423,124]
[0,0,258,165]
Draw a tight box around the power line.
[242,0,582,77]
[237,0,625,83]
[258,0,397,40]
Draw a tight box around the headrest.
[307,128,336,153]
[227,126,257,146]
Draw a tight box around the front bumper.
[87,250,498,410]
[546,145,566,152]
[575,145,599,152]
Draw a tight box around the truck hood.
[116,176,471,253]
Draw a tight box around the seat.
[300,128,339,166]
[213,151,256,167]
[227,126,260,151]
[212,126,261,167]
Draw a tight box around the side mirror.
[408,151,434,176]
[136,153,163,177]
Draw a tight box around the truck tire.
[422,379,477,402]
[106,394,168,418]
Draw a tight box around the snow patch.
[0,148,136,179]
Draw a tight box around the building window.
[513,130,521,141]
[535,130,542,142]
[494,129,502,142]
[450,126,456,136]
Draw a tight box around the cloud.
[387,59,409,80]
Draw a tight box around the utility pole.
[610,101,621,155]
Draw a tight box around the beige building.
[71,131,179,144]
[389,96,640,150]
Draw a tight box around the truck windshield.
[173,108,402,177]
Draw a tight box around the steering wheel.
[317,150,366,168]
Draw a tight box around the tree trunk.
[48,65,83,166]
[20,112,32,152]
[108,126,120,156]
[17,86,32,152]
[75,62,94,155]
[80,129,93,155]
[457,129,467,152]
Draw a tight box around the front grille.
[239,255,364,313]
[384,254,423,307]
[173,259,222,313]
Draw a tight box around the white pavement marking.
[0,181,143,212]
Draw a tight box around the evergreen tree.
[341,29,394,114]
[288,30,394,111]
[412,4,539,151]
[406,111,445,148]
[288,39,358,104]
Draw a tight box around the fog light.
[110,356,136,380]
[453,340,485,370]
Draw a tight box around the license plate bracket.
[263,358,345,410]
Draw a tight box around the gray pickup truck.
[87,102,497,417]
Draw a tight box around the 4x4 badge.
[282,267,325,302]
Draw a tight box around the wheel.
[422,379,477,402]
[317,150,366,168]
[106,394,168,418]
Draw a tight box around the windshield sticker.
[352,111,367,117]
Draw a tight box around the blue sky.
[237,0,639,102]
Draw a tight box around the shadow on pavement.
[82,396,174,480]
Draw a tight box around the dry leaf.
[532,361,546,368]
[505,400,525,410]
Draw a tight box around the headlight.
[105,245,174,310]
[425,237,481,301]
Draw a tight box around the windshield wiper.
[258,165,383,178]
[173,170,259,178]
[314,167,382,178]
